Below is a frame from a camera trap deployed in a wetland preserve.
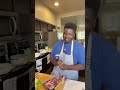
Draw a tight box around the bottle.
[55,54,60,60]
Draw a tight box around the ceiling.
[40,0,85,27]
[41,0,85,14]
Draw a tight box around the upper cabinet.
[0,0,34,13]
[35,19,56,41]
[41,22,47,32]
[35,20,40,31]
[29,0,35,14]
[18,14,33,35]
[13,0,30,13]
[0,0,13,11]
[13,0,34,35]
[47,24,56,31]
[0,0,34,36]
[35,19,56,32]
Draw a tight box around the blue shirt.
[89,33,120,90]
[51,40,85,65]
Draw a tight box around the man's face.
[63,28,75,43]
[85,8,95,36]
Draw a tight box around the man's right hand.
[57,60,63,66]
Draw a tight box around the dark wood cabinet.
[47,24,56,31]
[29,0,35,14]
[35,20,40,31]
[18,14,33,34]
[47,24,52,30]
[0,0,34,36]
[41,22,47,32]
[51,25,56,29]
[40,22,48,41]
[35,20,56,41]
[0,0,13,11]
[42,32,48,41]
[13,0,30,13]
[12,0,34,35]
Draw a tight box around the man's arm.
[59,64,85,70]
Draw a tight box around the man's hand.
[59,64,68,70]
[57,60,63,66]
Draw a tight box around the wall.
[35,0,59,26]
[56,15,61,28]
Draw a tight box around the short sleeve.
[77,44,85,64]
[50,41,62,60]
[50,43,57,59]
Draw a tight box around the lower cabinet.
[17,73,29,90]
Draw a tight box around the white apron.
[52,40,78,80]
[85,33,92,90]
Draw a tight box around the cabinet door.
[41,22,47,32]
[51,25,56,29]
[42,32,48,41]
[35,20,40,31]
[13,0,30,13]
[29,0,35,14]
[41,22,48,40]
[48,24,56,31]
[47,24,52,30]
[0,0,13,11]
[17,74,29,90]
[18,14,33,35]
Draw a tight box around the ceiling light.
[54,2,59,6]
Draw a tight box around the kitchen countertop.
[35,52,49,60]
[35,73,65,90]
[35,48,52,59]
[35,73,85,90]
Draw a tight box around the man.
[50,22,85,80]
[85,0,120,90]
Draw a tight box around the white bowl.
[10,54,28,66]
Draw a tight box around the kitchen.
[35,0,85,90]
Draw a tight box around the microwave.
[0,11,18,37]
